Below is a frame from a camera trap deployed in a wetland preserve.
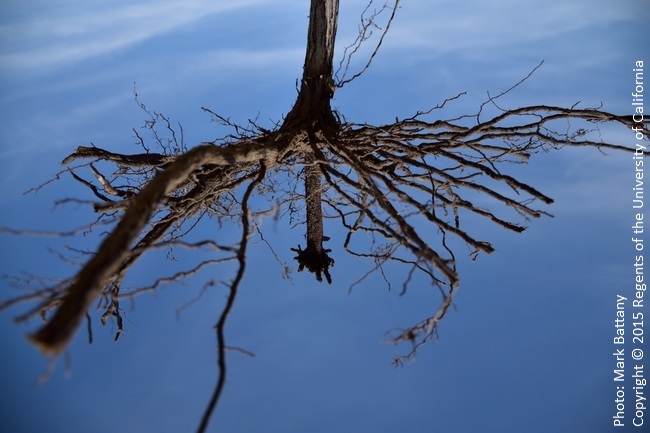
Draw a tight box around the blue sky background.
[0,1,648,432]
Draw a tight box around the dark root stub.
[291,242,334,284]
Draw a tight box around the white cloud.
[0,0,285,72]
[190,47,304,74]
[378,0,644,55]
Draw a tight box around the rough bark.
[282,0,339,133]
[284,0,339,283]
[292,154,333,284]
